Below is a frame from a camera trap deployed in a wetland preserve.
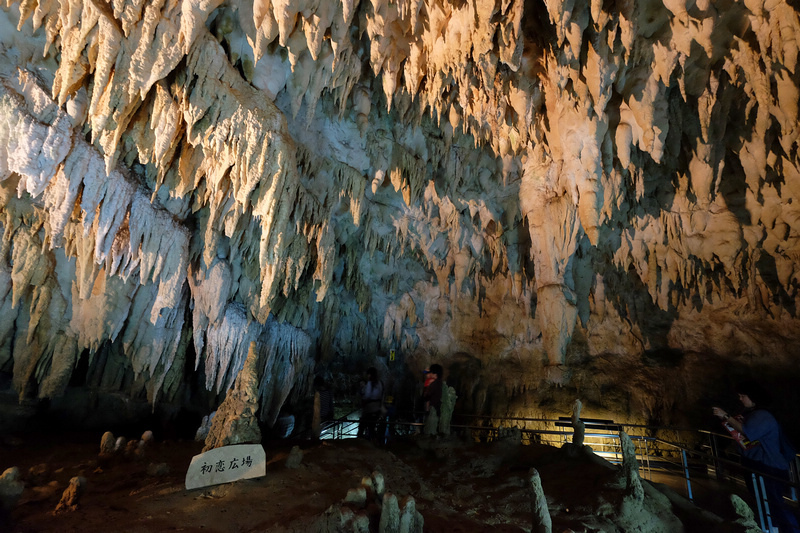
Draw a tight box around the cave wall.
[0,0,799,428]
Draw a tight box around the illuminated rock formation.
[0,0,799,426]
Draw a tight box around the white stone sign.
[185,444,266,490]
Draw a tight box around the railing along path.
[317,409,799,532]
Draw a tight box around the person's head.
[314,375,325,389]
[736,380,770,408]
[366,367,378,383]
[429,364,443,380]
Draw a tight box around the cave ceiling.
[0,0,799,423]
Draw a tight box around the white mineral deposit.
[0,0,798,529]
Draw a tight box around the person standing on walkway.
[312,376,334,439]
[358,367,384,441]
[423,364,443,417]
[713,381,799,533]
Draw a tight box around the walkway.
[321,410,799,532]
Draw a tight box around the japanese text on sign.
[186,444,266,490]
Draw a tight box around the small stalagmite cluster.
[324,470,424,533]
[0,0,799,426]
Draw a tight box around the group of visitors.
[357,363,444,441]
[311,363,446,443]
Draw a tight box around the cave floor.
[1,430,757,532]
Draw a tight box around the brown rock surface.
[0,430,762,532]
[0,0,799,437]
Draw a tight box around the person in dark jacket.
[358,367,384,440]
[314,376,334,422]
[713,381,799,532]
[423,364,443,416]
[311,375,335,440]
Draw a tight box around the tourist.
[358,367,384,441]
[713,381,799,532]
[413,367,434,425]
[312,376,334,439]
[423,364,443,416]
[423,368,436,404]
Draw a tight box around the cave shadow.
[754,253,797,316]
[444,352,483,415]
[599,248,680,362]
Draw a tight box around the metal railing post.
[752,473,767,531]
[681,449,694,502]
[320,411,800,522]
[710,433,723,481]
[757,474,773,532]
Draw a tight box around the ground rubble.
[0,429,764,532]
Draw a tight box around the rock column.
[619,431,644,502]
[529,468,552,533]
[203,341,263,451]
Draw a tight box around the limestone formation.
[324,471,422,533]
[285,445,303,469]
[344,487,367,506]
[195,412,216,442]
[124,440,139,458]
[571,399,585,447]
[54,476,86,513]
[371,471,385,497]
[619,431,645,503]
[0,0,799,431]
[0,467,24,510]
[319,506,371,533]
[437,385,457,436]
[203,342,263,452]
[398,497,423,533]
[730,494,763,532]
[422,382,456,436]
[99,431,116,456]
[379,492,400,533]
[528,468,552,533]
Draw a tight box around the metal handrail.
[322,408,798,531]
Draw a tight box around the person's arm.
[713,406,744,433]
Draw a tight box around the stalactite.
[0,0,799,423]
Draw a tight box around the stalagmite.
[437,384,457,436]
[54,476,86,513]
[99,431,116,456]
[571,399,585,447]
[398,496,423,533]
[379,492,400,533]
[529,468,552,533]
[203,341,262,452]
[619,431,644,503]
[0,0,799,441]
